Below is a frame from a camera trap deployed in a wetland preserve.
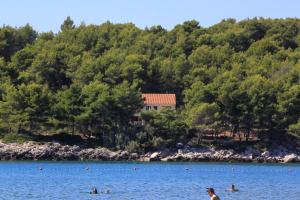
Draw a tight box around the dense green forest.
[1,17,300,151]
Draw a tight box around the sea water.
[0,162,299,200]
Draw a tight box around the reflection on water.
[0,162,299,200]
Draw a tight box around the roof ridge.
[142,93,176,105]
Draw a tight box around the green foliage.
[52,84,83,133]
[60,16,75,32]
[288,119,300,138]
[2,133,31,144]
[0,83,52,134]
[0,24,37,61]
[185,102,221,130]
[77,81,111,139]
[1,17,300,150]
[141,109,189,148]
[278,84,300,128]
[125,140,142,153]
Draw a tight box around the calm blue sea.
[0,162,299,200]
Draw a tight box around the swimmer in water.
[207,188,221,200]
[99,187,111,194]
[227,184,238,192]
[90,187,98,194]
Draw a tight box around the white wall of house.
[143,104,175,111]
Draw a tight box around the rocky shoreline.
[0,141,299,163]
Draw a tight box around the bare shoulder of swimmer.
[211,196,220,200]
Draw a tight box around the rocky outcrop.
[0,141,299,163]
[0,141,135,161]
[141,146,300,163]
[283,154,300,163]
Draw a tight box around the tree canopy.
[1,17,300,150]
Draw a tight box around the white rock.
[283,154,298,163]
[177,149,183,154]
[150,152,160,160]
[262,151,270,157]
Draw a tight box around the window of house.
[146,106,151,110]
[153,106,158,110]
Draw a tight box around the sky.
[1,0,300,32]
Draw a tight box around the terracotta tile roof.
[142,93,176,105]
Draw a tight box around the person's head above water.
[207,187,221,200]
[207,188,215,196]
[228,184,238,192]
[90,187,98,194]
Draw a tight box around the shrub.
[2,133,31,144]
[152,137,166,148]
[125,141,142,153]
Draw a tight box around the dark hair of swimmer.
[207,187,215,194]
[230,184,238,192]
[90,187,98,194]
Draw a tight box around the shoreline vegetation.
[1,17,300,158]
